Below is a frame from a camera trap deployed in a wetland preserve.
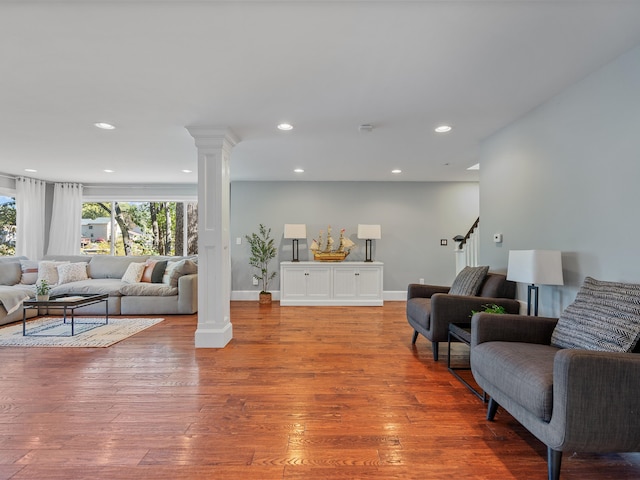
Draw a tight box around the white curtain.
[47,182,83,255]
[15,177,47,260]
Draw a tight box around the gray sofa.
[406,270,519,360]
[470,277,640,480]
[0,254,198,326]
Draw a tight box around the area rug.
[0,317,164,348]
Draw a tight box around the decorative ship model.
[310,226,355,262]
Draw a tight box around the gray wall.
[479,44,640,317]
[230,181,479,294]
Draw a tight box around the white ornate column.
[186,126,239,348]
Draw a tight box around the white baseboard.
[231,290,405,302]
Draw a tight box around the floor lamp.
[284,224,306,262]
[507,250,564,316]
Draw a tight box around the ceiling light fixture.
[277,123,293,131]
[391,169,402,174]
[181,169,193,173]
[104,169,114,173]
[467,163,480,170]
[294,168,304,173]
[24,168,37,173]
[94,122,116,130]
[358,124,373,133]
[434,125,452,133]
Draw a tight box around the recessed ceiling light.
[391,169,402,174]
[94,122,116,130]
[181,169,193,173]
[294,168,304,173]
[434,125,452,133]
[277,123,293,131]
[467,163,480,170]
[103,169,114,173]
[24,168,37,173]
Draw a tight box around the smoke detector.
[358,124,373,133]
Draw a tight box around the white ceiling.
[2,0,640,184]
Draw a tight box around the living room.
[1,1,640,478]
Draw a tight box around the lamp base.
[364,239,373,262]
[527,284,539,316]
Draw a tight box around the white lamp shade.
[284,224,307,239]
[507,250,564,285]
[357,224,381,239]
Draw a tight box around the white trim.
[231,290,406,302]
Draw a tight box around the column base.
[195,321,233,348]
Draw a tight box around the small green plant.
[245,224,277,294]
[36,279,50,296]
[471,303,506,316]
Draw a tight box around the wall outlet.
[419,278,425,284]
[252,276,259,286]
[236,237,242,245]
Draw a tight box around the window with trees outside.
[81,201,198,256]
[0,195,16,256]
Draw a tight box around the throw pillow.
[162,259,197,287]
[57,262,89,285]
[37,260,69,286]
[0,261,22,286]
[19,259,39,285]
[448,265,490,296]
[140,260,157,283]
[121,262,146,284]
[551,276,640,353]
[151,260,168,283]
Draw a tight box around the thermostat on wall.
[493,233,503,243]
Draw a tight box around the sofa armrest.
[429,295,520,341]
[177,273,198,314]
[471,312,558,347]
[551,349,640,452]
[407,283,450,300]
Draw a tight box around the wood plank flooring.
[0,301,638,479]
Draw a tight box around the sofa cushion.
[449,265,489,296]
[473,341,559,422]
[87,256,148,279]
[19,259,39,285]
[57,262,89,285]
[120,283,178,296]
[37,260,69,286]
[50,278,124,297]
[406,298,431,330]
[551,276,640,353]
[0,260,22,286]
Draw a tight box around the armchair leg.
[432,342,439,361]
[547,447,562,480]
[487,398,499,421]
[411,330,419,345]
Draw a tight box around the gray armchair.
[471,311,640,480]
[406,272,519,360]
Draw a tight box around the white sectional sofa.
[0,254,198,326]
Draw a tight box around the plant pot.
[259,292,272,305]
[36,294,50,302]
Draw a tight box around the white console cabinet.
[280,261,383,306]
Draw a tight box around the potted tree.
[36,279,51,301]
[245,224,277,304]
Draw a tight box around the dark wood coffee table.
[22,294,109,336]
[448,322,486,402]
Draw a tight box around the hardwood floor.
[0,301,638,479]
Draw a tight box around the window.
[0,195,16,256]
[81,201,198,256]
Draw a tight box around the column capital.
[186,126,239,152]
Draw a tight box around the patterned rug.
[0,317,164,347]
